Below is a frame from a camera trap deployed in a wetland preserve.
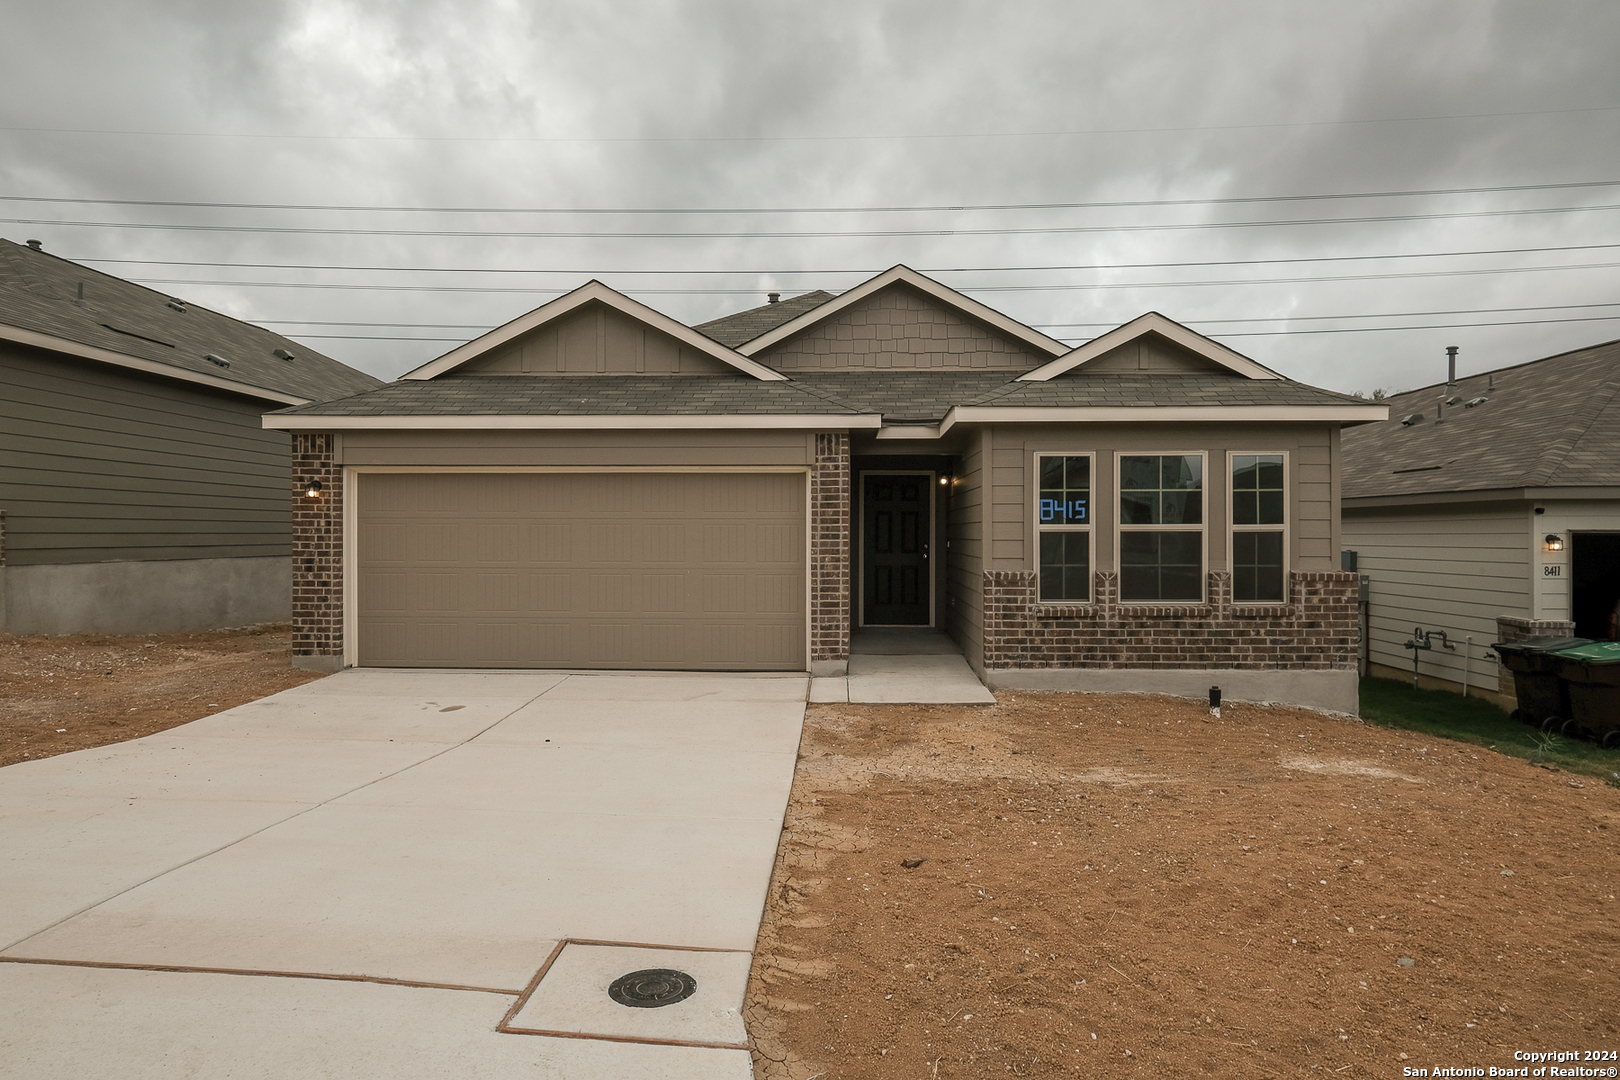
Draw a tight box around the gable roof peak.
[733,264,1070,360]
[1018,310,1283,381]
[404,278,788,381]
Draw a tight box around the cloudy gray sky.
[4,0,1618,394]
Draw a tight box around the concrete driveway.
[0,669,808,1079]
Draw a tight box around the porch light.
[939,474,952,487]
[304,479,324,499]
[1544,533,1564,552]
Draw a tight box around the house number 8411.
[1543,564,1562,577]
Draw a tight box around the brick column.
[291,433,343,671]
[809,433,850,671]
[1494,615,1577,699]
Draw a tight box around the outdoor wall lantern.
[1544,533,1564,552]
[939,474,953,487]
[304,479,324,499]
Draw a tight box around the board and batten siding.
[1342,502,1531,692]
[455,301,736,375]
[984,422,1339,575]
[0,342,292,565]
[945,428,987,667]
[751,286,1047,372]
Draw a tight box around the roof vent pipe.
[1445,345,1459,393]
[767,292,780,303]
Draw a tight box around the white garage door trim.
[342,466,812,670]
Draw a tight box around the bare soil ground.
[0,625,324,767]
[4,634,1616,1078]
[745,695,1620,1079]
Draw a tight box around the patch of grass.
[1359,676,1620,785]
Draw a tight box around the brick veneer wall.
[983,569,1359,670]
[1493,615,1577,698]
[810,433,851,664]
[291,434,342,664]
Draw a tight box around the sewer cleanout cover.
[608,967,697,1008]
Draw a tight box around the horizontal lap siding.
[0,344,290,564]
[356,471,807,670]
[946,429,986,666]
[1343,503,1530,690]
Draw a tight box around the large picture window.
[1119,454,1204,602]
[1231,453,1286,603]
[1036,454,1091,602]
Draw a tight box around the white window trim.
[1032,451,1095,604]
[1227,450,1291,606]
[1114,451,1207,605]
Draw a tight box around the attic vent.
[25,239,42,250]
[1443,395,1461,406]
[767,292,781,303]
[1399,413,1424,426]
[204,354,231,369]
[273,347,296,361]
[1393,464,1444,474]
[1464,396,1489,408]
[166,300,188,313]
[101,324,175,348]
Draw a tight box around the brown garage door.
[356,472,806,669]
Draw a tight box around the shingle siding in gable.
[457,302,738,376]
[0,342,291,565]
[753,285,1047,372]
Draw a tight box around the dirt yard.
[4,633,1616,1078]
[745,696,1620,1079]
[0,625,324,768]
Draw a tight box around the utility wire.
[55,240,1620,277]
[5,179,1618,215]
[6,202,1619,240]
[3,102,1616,142]
[121,259,1620,296]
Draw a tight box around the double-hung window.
[1036,454,1092,602]
[1118,454,1204,602]
[1230,453,1286,603]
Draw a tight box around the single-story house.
[0,238,383,634]
[265,265,1384,712]
[1341,336,1620,707]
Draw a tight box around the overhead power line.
[2,102,1616,143]
[4,179,1618,215]
[8,202,1618,240]
[56,241,1620,277]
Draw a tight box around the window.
[1231,453,1286,602]
[1036,454,1091,602]
[1118,454,1203,602]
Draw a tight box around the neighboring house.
[265,265,1383,712]
[1340,337,1620,707]
[0,238,383,634]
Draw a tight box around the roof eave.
[1343,485,1620,509]
[0,321,308,406]
[403,281,787,382]
[262,412,882,431]
[937,403,1387,436]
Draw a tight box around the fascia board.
[403,281,786,382]
[1018,312,1283,381]
[874,424,944,440]
[263,413,883,431]
[736,265,1070,358]
[937,403,1389,436]
[0,322,307,405]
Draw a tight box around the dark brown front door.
[862,473,930,625]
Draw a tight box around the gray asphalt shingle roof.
[271,375,865,416]
[1341,337,1620,499]
[0,239,382,402]
[692,290,836,347]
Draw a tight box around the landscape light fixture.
[1544,534,1564,552]
[304,479,324,499]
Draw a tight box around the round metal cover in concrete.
[609,968,697,1008]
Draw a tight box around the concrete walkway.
[811,627,997,704]
[0,670,807,1079]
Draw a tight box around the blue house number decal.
[1040,499,1088,523]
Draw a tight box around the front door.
[862,472,931,625]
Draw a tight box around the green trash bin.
[1548,641,1620,748]
[1491,637,1589,729]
